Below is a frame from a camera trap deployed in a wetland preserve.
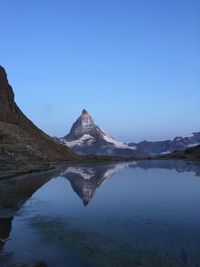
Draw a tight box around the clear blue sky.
[1,0,199,142]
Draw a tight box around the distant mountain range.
[162,144,200,160]
[129,132,200,155]
[55,109,147,158]
[55,109,200,158]
[0,65,199,170]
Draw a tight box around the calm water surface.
[1,160,200,267]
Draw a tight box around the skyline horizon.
[53,106,200,143]
[1,0,199,142]
[1,63,199,143]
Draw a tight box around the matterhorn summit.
[56,109,147,158]
[65,109,97,141]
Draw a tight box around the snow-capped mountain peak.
[63,109,96,141]
[82,109,89,115]
[56,109,148,158]
[100,128,136,149]
[81,109,94,123]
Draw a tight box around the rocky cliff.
[0,66,78,173]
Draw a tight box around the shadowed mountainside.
[0,66,78,174]
[162,144,200,160]
[129,133,200,156]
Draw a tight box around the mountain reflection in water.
[61,162,132,205]
[0,160,200,267]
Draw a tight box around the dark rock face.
[129,140,171,155]
[0,217,12,251]
[0,66,20,124]
[0,66,77,169]
[164,144,200,160]
[57,109,148,158]
[65,109,102,142]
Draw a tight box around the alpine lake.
[1,160,200,267]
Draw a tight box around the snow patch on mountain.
[62,166,95,180]
[62,161,136,181]
[186,143,200,148]
[61,134,95,147]
[160,151,170,155]
[55,109,148,157]
[94,126,136,149]
[102,132,136,150]
[102,162,136,183]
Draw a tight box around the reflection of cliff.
[0,217,12,251]
[0,169,61,252]
[62,162,132,205]
[0,169,61,216]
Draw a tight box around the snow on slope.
[61,166,95,180]
[62,134,95,147]
[186,143,200,148]
[100,128,136,150]
[59,109,138,153]
[63,127,136,150]
[101,161,137,183]
[61,161,136,181]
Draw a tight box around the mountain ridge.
[0,65,78,174]
[55,109,200,158]
[129,132,200,155]
[56,109,148,158]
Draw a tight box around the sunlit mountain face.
[55,109,148,158]
[54,109,200,158]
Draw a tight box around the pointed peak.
[82,109,89,115]
[0,65,8,81]
[0,65,5,71]
[0,65,6,73]
[83,199,90,206]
